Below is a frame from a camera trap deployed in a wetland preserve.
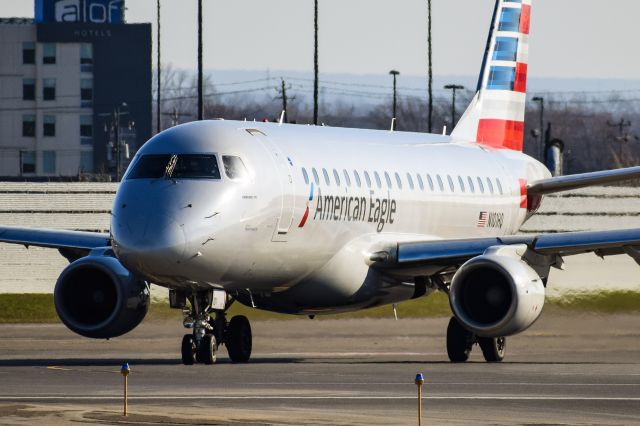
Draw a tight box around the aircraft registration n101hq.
[2,0,640,365]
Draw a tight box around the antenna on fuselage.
[278,110,286,126]
[390,118,396,132]
[442,125,447,135]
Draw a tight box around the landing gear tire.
[197,334,218,365]
[181,334,197,365]
[479,336,506,363]
[446,317,474,363]
[226,315,252,363]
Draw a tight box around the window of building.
[22,115,35,137]
[487,177,495,194]
[302,168,309,185]
[80,115,93,144]
[343,170,351,187]
[322,168,330,186]
[416,174,424,190]
[43,115,56,137]
[81,79,93,105]
[22,79,35,100]
[43,79,56,100]
[80,151,94,173]
[42,151,56,174]
[42,43,56,64]
[384,172,392,189]
[458,176,466,193]
[468,176,475,193]
[395,173,402,190]
[80,43,93,65]
[407,173,414,190]
[477,177,485,193]
[312,168,320,185]
[364,171,372,188]
[374,172,382,189]
[22,42,35,64]
[20,151,36,174]
[333,169,341,186]
[353,170,362,188]
[436,175,444,192]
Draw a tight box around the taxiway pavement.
[0,312,638,425]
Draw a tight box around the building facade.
[0,0,151,180]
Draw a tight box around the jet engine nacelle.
[449,245,545,337]
[54,250,149,339]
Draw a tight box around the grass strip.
[0,290,638,324]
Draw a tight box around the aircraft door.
[259,135,295,241]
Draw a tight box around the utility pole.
[275,79,295,124]
[532,96,544,160]
[313,0,319,125]
[607,118,633,163]
[156,0,161,133]
[197,0,204,121]
[389,70,400,130]
[100,104,130,181]
[162,108,191,128]
[444,84,464,132]
[427,0,433,133]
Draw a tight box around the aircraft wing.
[372,228,640,277]
[528,166,640,195]
[0,226,111,262]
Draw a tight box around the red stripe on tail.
[514,62,528,93]
[477,119,524,151]
[520,4,531,35]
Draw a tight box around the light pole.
[313,0,319,125]
[532,96,544,160]
[156,0,161,133]
[389,70,400,130]
[427,0,433,133]
[444,84,464,131]
[197,0,203,121]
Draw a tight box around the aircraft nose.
[113,210,186,275]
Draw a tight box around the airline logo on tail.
[451,0,532,151]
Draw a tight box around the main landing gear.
[178,290,252,365]
[446,317,506,363]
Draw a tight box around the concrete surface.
[0,313,638,425]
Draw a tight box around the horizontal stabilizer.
[528,166,640,195]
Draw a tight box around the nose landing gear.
[179,290,253,365]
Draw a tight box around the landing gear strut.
[179,290,253,365]
[446,317,506,363]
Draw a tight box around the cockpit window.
[127,154,221,180]
[222,155,249,181]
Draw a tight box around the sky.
[2,0,640,83]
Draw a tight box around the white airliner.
[2,0,640,364]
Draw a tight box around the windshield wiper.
[164,155,178,179]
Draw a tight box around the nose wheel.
[179,290,252,365]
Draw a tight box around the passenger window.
[374,172,382,189]
[354,170,362,188]
[406,173,414,190]
[447,175,455,192]
[302,168,310,185]
[417,174,424,190]
[333,169,341,186]
[427,174,435,191]
[436,175,444,192]
[343,170,351,187]
[458,176,465,193]
[395,173,403,190]
[322,168,330,186]
[497,179,504,195]
[364,171,372,188]
[487,177,494,194]
[467,176,475,193]
[477,177,485,193]
[312,168,320,185]
[384,172,392,189]
[222,156,249,180]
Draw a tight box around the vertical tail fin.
[451,0,531,151]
